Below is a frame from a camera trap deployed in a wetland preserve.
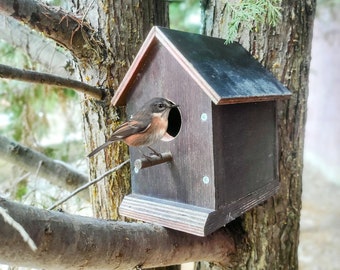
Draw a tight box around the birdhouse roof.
[112,27,291,106]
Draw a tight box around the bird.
[87,97,178,158]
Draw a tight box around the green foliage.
[169,0,281,44]
[0,39,81,160]
[0,80,76,143]
[169,0,201,33]
[224,0,282,43]
[0,38,85,207]
[15,179,28,200]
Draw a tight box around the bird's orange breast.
[123,116,168,147]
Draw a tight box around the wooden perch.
[0,197,235,269]
[0,64,105,99]
[134,152,173,172]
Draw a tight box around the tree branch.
[0,197,235,269]
[0,64,105,99]
[0,135,89,200]
[0,0,100,61]
[0,206,37,251]
[0,15,75,78]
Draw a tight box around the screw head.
[201,113,208,121]
[202,176,210,184]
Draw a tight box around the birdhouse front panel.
[124,42,217,209]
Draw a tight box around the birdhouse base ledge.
[119,194,212,236]
[119,180,278,236]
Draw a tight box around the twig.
[0,206,37,251]
[0,64,105,99]
[34,160,43,180]
[48,159,130,210]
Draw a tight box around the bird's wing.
[109,114,151,140]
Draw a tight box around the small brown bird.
[87,97,178,157]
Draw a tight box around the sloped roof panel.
[112,27,291,106]
[157,27,291,104]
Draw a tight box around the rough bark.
[200,0,316,269]
[0,135,89,200]
[0,0,99,61]
[81,0,169,220]
[0,197,235,269]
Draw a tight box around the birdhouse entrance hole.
[164,105,181,141]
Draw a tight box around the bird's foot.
[147,146,162,158]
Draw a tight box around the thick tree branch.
[0,197,235,269]
[0,0,100,61]
[0,64,105,99]
[0,206,37,251]
[0,135,89,200]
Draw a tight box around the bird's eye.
[157,103,165,109]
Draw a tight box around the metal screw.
[202,176,210,184]
[201,113,208,122]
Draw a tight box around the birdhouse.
[111,27,291,236]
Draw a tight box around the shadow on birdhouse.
[111,27,291,236]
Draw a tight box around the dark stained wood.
[124,43,216,209]
[119,194,212,236]
[212,101,278,207]
[134,152,173,171]
[112,26,291,106]
[115,27,290,236]
[119,180,278,236]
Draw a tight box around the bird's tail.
[87,141,114,157]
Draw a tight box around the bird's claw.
[147,146,162,158]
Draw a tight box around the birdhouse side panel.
[212,101,278,208]
[124,43,216,209]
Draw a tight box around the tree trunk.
[200,1,316,269]
[78,1,168,219]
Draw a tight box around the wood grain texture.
[125,43,216,209]
[119,180,278,236]
[212,101,278,207]
[119,194,212,236]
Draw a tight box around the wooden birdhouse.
[111,27,291,236]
